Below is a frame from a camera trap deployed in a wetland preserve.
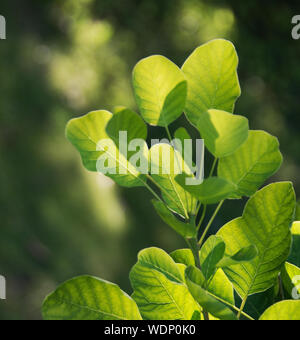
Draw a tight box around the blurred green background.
[0,0,300,319]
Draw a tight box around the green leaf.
[66,110,148,187]
[149,143,196,216]
[259,300,300,320]
[174,127,192,145]
[182,39,241,127]
[218,130,283,198]
[191,310,202,320]
[152,200,197,238]
[130,248,200,320]
[199,236,226,281]
[170,249,195,267]
[176,176,237,205]
[106,107,147,147]
[174,127,195,167]
[197,109,249,158]
[171,249,235,306]
[208,268,235,306]
[66,110,112,172]
[289,222,300,267]
[217,245,258,268]
[296,201,300,220]
[133,55,187,127]
[218,182,295,299]
[185,266,237,320]
[42,276,142,320]
[281,262,300,299]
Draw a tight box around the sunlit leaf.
[176,176,237,205]
[174,127,195,167]
[281,262,300,299]
[130,248,200,320]
[296,201,300,220]
[149,143,196,216]
[152,200,197,238]
[197,109,249,158]
[133,55,187,127]
[106,107,147,147]
[170,249,195,267]
[218,130,282,198]
[171,249,235,306]
[199,236,226,280]
[182,39,241,127]
[259,300,300,320]
[217,245,258,268]
[185,266,237,320]
[42,276,142,320]
[218,182,295,299]
[66,110,148,187]
[288,222,300,267]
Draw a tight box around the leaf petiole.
[198,200,224,247]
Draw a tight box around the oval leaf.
[66,110,148,187]
[42,276,142,320]
[185,266,237,320]
[218,182,295,299]
[218,130,283,198]
[197,109,249,158]
[217,245,258,268]
[149,143,196,216]
[152,200,197,238]
[176,176,237,205]
[296,201,300,220]
[289,221,300,267]
[182,39,241,127]
[199,236,226,281]
[171,249,235,306]
[130,248,200,320]
[170,249,195,267]
[259,300,300,320]
[106,107,147,146]
[133,55,187,127]
[281,262,300,299]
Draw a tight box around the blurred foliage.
[0,0,299,319]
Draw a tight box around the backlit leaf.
[197,109,249,158]
[42,276,142,320]
[182,39,241,127]
[289,222,300,267]
[185,266,237,320]
[199,236,226,281]
[218,130,282,198]
[152,200,197,238]
[281,262,300,299]
[218,182,295,299]
[149,143,196,216]
[130,248,200,320]
[66,110,148,187]
[133,55,187,127]
[176,176,237,205]
[259,300,300,320]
